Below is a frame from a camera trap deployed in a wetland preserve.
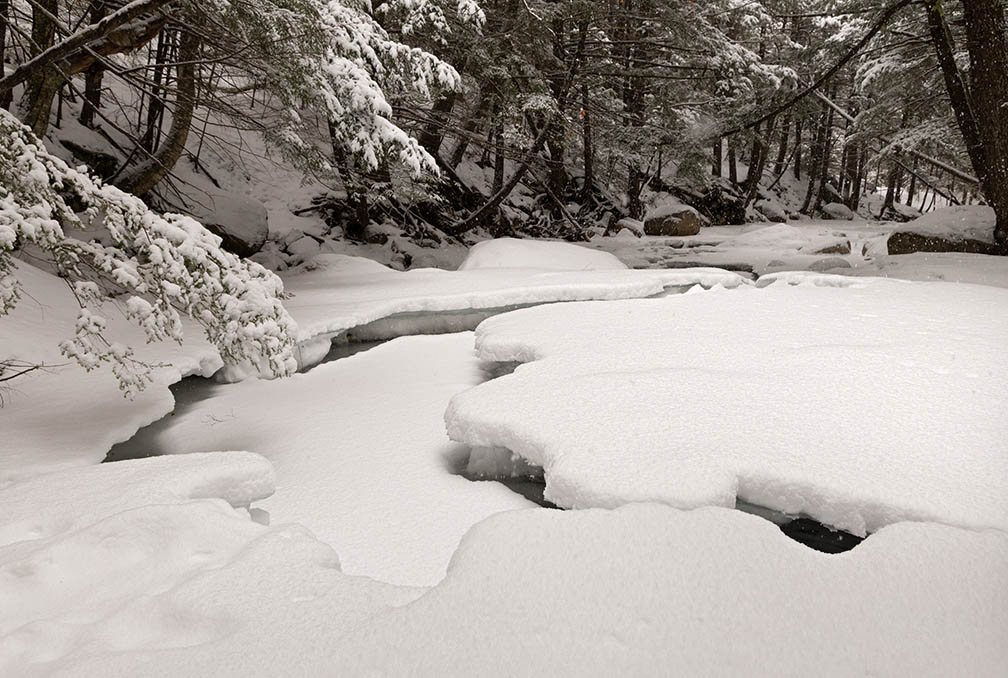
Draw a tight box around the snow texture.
[446,277,1008,535]
[894,205,996,243]
[96,333,534,586]
[0,262,222,486]
[26,505,1008,678]
[458,237,627,271]
[282,253,748,344]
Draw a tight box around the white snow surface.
[97,333,534,586]
[281,253,748,343]
[894,205,996,242]
[20,505,1008,678]
[458,237,627,270]
[0,451,418,675]
[0,262,222,486]
[446,276,1008,535]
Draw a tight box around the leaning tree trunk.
[581,80,594,201]
[117,30,199,196]
[0,0,10,110]
[925,2,990,202]
[960,0,1008,248]
[79,1,108,127]
[20,0,61,137]
[773,116,791,178]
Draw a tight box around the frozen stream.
[105,307,865,555]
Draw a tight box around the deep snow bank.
[446,275,1008,535]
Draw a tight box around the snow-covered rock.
[446,278,1008,535]
[821,202,855,221]
[755,198,788,223]
[643,202,703,236]
[459,238,627,271]
[888,205,1000,255]
[286,234,323,257]
[184,192,269,257]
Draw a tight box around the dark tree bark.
[793,118,803,180]
[800,108,827,214]
[581,80,594,201]
[116,30,199,196]
[0,0,10,109]
[0,0,170,96]
[960,0,1008,247]
[728,137,738,184]
[925,2,989,198]
[449,93,489,168]
[712,137,722,177]
[492,122,505,195]
[20,0,61,137]
[79,1,108,127]
[743,117,775,206]
[773,116,791,178]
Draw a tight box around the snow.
[23,505,1008,677]
[95,333,534,586]
[591,220,888,275]
[281,253,749,345]
[0,451,418,675]
[848,252,1008,288]
[446,277,1008,535]
[0,262,222,486]
[894,205,996,243]
[458,237,627,271]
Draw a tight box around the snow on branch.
[0,109,298,396]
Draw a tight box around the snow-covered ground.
[4,229,1007,675]
[446,276,1008,535]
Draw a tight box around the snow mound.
[895,205,996,243]
[446,281,1008,535]
[0,451,274,549]
[32,506,1008,677]
[101,334,534,587]
[458,238,627,271]
[282,253,748,344]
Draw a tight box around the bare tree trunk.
[20,0,61,137]
[744,117,775,205]
[79,1,108,127]
[800,109,827,214]
[960,0,1008,247]
[773,116,791,178]
[117,30,199,196]
[793,118,803,180]
[712,137,722,177]
[449,93,489,168]
[0,0,10,110]
[903,165,915,206]
[581,80,594,201]
[492,122,505,195]
[728,138,738,184]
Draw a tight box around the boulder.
[808,257,852,272]
[286,235,322,257]
[643,204,703,236]
[755,200,788,223]
[821,202,855,221]
[59,140,119,179]
[187,192,269,257]
[886,232,1001,256]
[815,241,851,255]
